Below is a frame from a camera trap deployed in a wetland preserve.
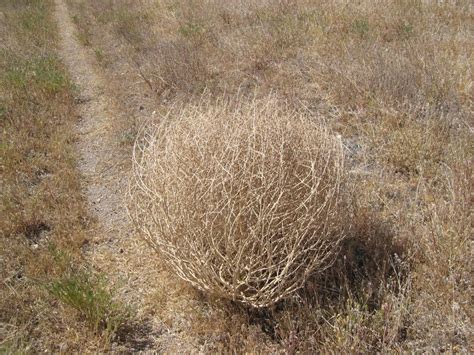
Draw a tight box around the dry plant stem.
[130,97,346,308]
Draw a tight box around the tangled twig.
[129,97,346,308]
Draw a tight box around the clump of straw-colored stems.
[129,97,346,308]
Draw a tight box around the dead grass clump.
[130,97,345,308]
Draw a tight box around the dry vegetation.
[67,0,473,351]
[1,0,472,352]
[0,0,128,351]
[130,97,346,308]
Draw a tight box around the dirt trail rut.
[53,0,203,352]
[54,0,126,233]
[54,0,158,351]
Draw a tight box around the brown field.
[1,0,472,352]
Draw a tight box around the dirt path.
[54,0,127,236]
[53,1,205,352]
[53,0,159,351]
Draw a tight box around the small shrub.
[129,97,346,308]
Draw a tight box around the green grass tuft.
[2,56,68,94]
[46,270,128,334]
[353,18,370,38]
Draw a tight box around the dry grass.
[0,0,129,352]
[10,0,473,352]
[130,97,345,308]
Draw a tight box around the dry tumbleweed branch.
[129,97,346,308]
